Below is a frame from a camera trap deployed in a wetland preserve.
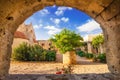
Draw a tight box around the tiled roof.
[33,38,38,43]
[14,31,28,40]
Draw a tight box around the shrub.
[45,50,56,61]
[76,51,85,57]
[12,42,56,61]
[31,44,44,61]
[92,54,98,62]
[97,53,106,63]
[92,53,106,63]
[85,53,94,59]
[76,51,94,59]
[12,42,32,61]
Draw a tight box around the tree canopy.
[50,29,83,53]
[92,35,104,48]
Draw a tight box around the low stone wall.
[63,51,76,65]
[56,53,63,62]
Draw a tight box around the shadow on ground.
[7,73,113,80]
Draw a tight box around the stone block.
[55,0,64,6]
[87,1,104,17]
[63,51,76,65]
[115,14,120,25]
[64,0,77,5]
[96,0,113,7]
[56,53,63,62]
[101,0,120,21]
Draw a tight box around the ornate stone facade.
[12,23,37,51]
[17,23,36,44]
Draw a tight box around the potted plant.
[50,29,83,64]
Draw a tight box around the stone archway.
[0,0,120,80]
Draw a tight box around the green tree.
[50,28,83,53]
[92,35,104,48]
[50,28,83,64]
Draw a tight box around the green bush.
[76,51,94,59]
[76,51,85,57]
[92,53,106,63]
[31,44,44,61]
[92,54,98,62]
[12,42,33,61]
[97,53,106,63]
[85,53,94,59]
[12,42,56,61]
[45,50,56,61]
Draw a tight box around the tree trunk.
[63,51,76,65]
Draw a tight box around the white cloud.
[52,5,56,8]
[61,17,69,22]
[55,10,63,16]
[44,26,61,35]
[54,19,61,24]
[57,7,72,11]
[25,17,36,25]
[33,24,43,29]
[50,18,61,25]
[39,9,50,16]
[77,20,101,33]
[55,6,72,16]
[83,35,89,41]
[50,17,69,24]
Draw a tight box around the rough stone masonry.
[0,0,120,80]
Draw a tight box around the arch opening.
[9,5,109,80]
[0,0,120,80]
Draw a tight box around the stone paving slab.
[7,73,113,80]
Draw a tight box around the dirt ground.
[9,61,109,75]
[9,57,109,74]
[8,57,111,80]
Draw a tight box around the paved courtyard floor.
[8,56,113,80]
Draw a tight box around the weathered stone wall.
[56,52,63,62]
[37,40,53,50]
[12,23,37,54]
[87,42,104,54]
[12,38,29,51]
[63,51,76,65]
[0,0,120,80]
[0,29,13,80]
[17,23,36,44]
[95,0,120,79]
[84,33,104,53]
[87,42,93,53]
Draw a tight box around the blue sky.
[25,5,102,40]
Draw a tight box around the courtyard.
[0,0,120,80]
[8,56,111,80]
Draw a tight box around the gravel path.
[8,56,111,80]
